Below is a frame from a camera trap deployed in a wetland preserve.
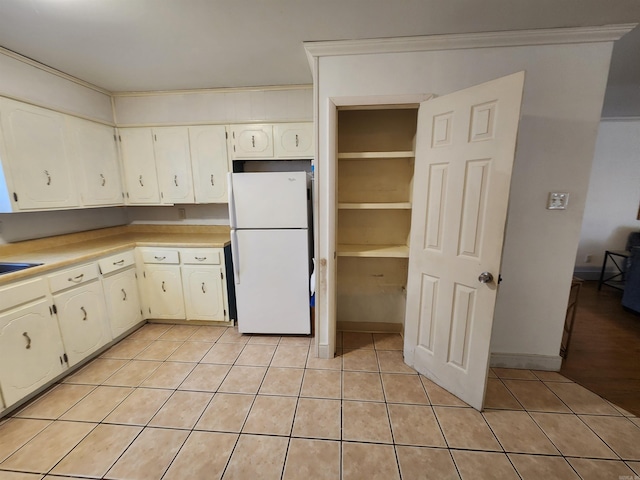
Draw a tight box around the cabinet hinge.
[225,131,228,139]
[118,135,122,141]
[59,356,63,366]
[220,272,223,280]
[154,134,157,141]
[143,271,146,278]
[13,192,18,202]
[113,134,117,142]
[63,353,69,364]
[160,192,164,199]
[52,304,58,314]
[49,306,53,316]
[126,192,130,199]
[224,309,227,317]
[135,272,138,279]
[148,307,151,314]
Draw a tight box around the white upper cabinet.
[273,123,314,158]
[68,117,123,207]
[153,127,193,203]
[0,97,78,210]
[153,127,194,204]
[229,124,274,159]
[189,125,229,203]
[119,127,161,204]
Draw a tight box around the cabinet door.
[229,124,273,159]
[0,98,78,210]
[103,268,143,338]
[153,127,194,204]
[54,280,111,367]
[119,128,160,204]
[0,298,66,407]
[273,123,314,158]
[69,117,123,206]
[182,265,227,321]
[143,265,185,319]
[189,125,230,203]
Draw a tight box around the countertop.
[0,224,231,285]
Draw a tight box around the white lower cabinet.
[99,250,143,338]
[139,247,229,322]
[144,264,185,320]
[0,278,66,408]
[182,265,227,321]
[49,264,111,368]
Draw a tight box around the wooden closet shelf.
[337,244,409,258]
[337,151,414,159]
[338,202,412,210]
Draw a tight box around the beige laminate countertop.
[0,225,231,285]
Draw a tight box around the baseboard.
[337,321,403,333]
[318,343,333,359]
[490,352,563,371]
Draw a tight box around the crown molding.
[304,23,637,65]
[112,84,313,98]
[0,46,111,96]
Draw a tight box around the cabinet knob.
[210,174,215,186]
[161,281,166,292]
[68,274,84,283]
[295,134,299,148]
[44,170,51,186]
[174,175,178,187]
[100,173,106,187]
[201,282,206,294]
[81,306,87,321]
[251,135,256,148]
[121,288,127,301]
[23,332,31,349]
[139,175,144,187]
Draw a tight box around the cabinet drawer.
[99,250,136,275]
[48,263,99,293]
[140,248,180,264]
[181,249,220,265]
[0,277,48,312]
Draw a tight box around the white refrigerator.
[228,171,311,334]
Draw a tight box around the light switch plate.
[547,192,569,210]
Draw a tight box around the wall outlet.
[585,254,593,263]
[178,208,186,219]
[547,192,569,210]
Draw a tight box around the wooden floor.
[560,280,640,416]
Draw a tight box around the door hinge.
[220,272,223,280]
[52,304,58,314]
[49,306,53,316]
[498,274,503,284]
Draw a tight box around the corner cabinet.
[0,278,67,408]
[68,116,123,207]
[119,128,161,204]
[99,250,143,339]
[0,97,78,211]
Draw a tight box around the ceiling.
[0,0,639,117]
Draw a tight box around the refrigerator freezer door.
[228,171,308,229]
[233,228,310,334]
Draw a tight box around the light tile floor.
[0,324,639,479]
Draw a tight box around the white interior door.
[404,71,525,411]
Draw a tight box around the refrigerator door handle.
[227,172,237,229]
[230,229,240,285]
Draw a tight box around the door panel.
[404,72,525,410]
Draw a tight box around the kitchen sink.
[0,262,42,275]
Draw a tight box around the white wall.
[575,119,640,279]
[113,86,313,126]
[312,39,614,365]
[0,49,113,124]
